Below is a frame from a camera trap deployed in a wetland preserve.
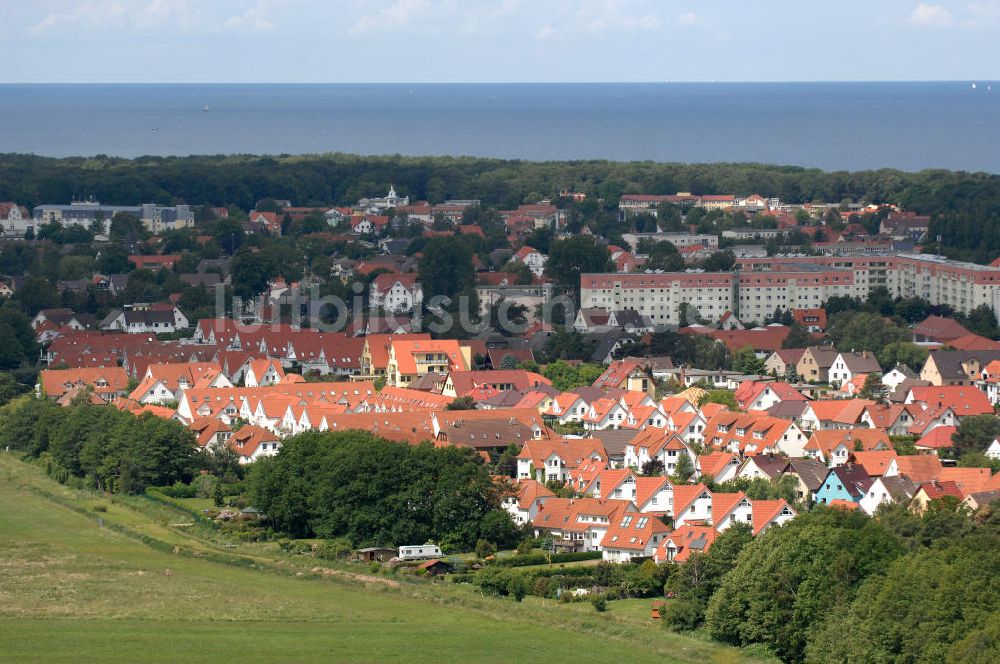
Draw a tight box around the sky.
[1,0,998,83]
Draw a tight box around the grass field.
[0,454,764,664]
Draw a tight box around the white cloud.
[965,1,1000,28]
[536,24,556,40]
[134,0,194,29]
[223,0,275,32]
[348,0,429,36]
[28,0,199,35]
[908,3,953,26]
[677,11,701,27]
[535,0,663,39]
[29,1,128,35]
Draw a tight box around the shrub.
[532,576,554,598]
[315,538,352,560]
[491,550,601,567]
[593,560,622,586]
[277,538,310,554]
[516,538,534,555]
[591,596,608,612]
[507,573,528,602]
[158,482,197,498]
[475,538,496,560]
[528,567,596,579]
[557,574,597,587]
[664,597,707,631]
[93,504,108,513]
[222,481,246,495]
[474,567,513,597]
[620,566,661,597]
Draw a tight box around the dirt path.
[309,566,401,587]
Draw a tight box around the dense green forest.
[662,505,1000,663]
[0,397,198,493]
[247,430,520,551]
[1,153,999,258]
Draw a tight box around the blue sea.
[0,82,998,172]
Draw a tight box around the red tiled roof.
[909,386,992,415]
[914,426,956,450]
[946,334,1000,351]
[912,316,972,343]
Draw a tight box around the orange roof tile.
[751,499,794,534]
[893,455,944,484]
[850,450,898,476]
[672,483,710,515]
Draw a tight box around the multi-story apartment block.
[33,200,194,234]
[581,253,1000,326]
[739,254,1000,315]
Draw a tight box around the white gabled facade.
[713,496,755,532]
[673,488,713,527]
[987,439,1000,460]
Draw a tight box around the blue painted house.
[814,464,874,505]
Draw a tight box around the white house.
[828,351,881,386]
[859,475,918,516]
[230,425,282,464]
[369,273,423,313]
[986,439,1000,461]
[601,512,672,563]
[882,363,917,392]
[244,359,286,387]
[673,486,714,527]
[668,410,709,447]
[502,480,554,526]
[102,304,189,334]
[511,245,547,278]
[544,393,589,424]
[582,398,629,430]
[622,430,696,476]
[516,440,606,483]
[711,493,754,532]
[697,452,742,484]
[588,470,639,501]
[634,477,675,514]
[0,202,32,237]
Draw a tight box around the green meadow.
[0,454,762,664]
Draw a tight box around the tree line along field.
[0,453,764,664]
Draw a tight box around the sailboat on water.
[202,105,211,112]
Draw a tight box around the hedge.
[490,551,601,567]
[525,566,601,578]
[144,488,214,525]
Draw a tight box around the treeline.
[1,153,998,235]
[662,504,1000,663]
[0,300,37,371]
[0,397,198,493]
[247,431,521,550]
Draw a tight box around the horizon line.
[0,79,997,86]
